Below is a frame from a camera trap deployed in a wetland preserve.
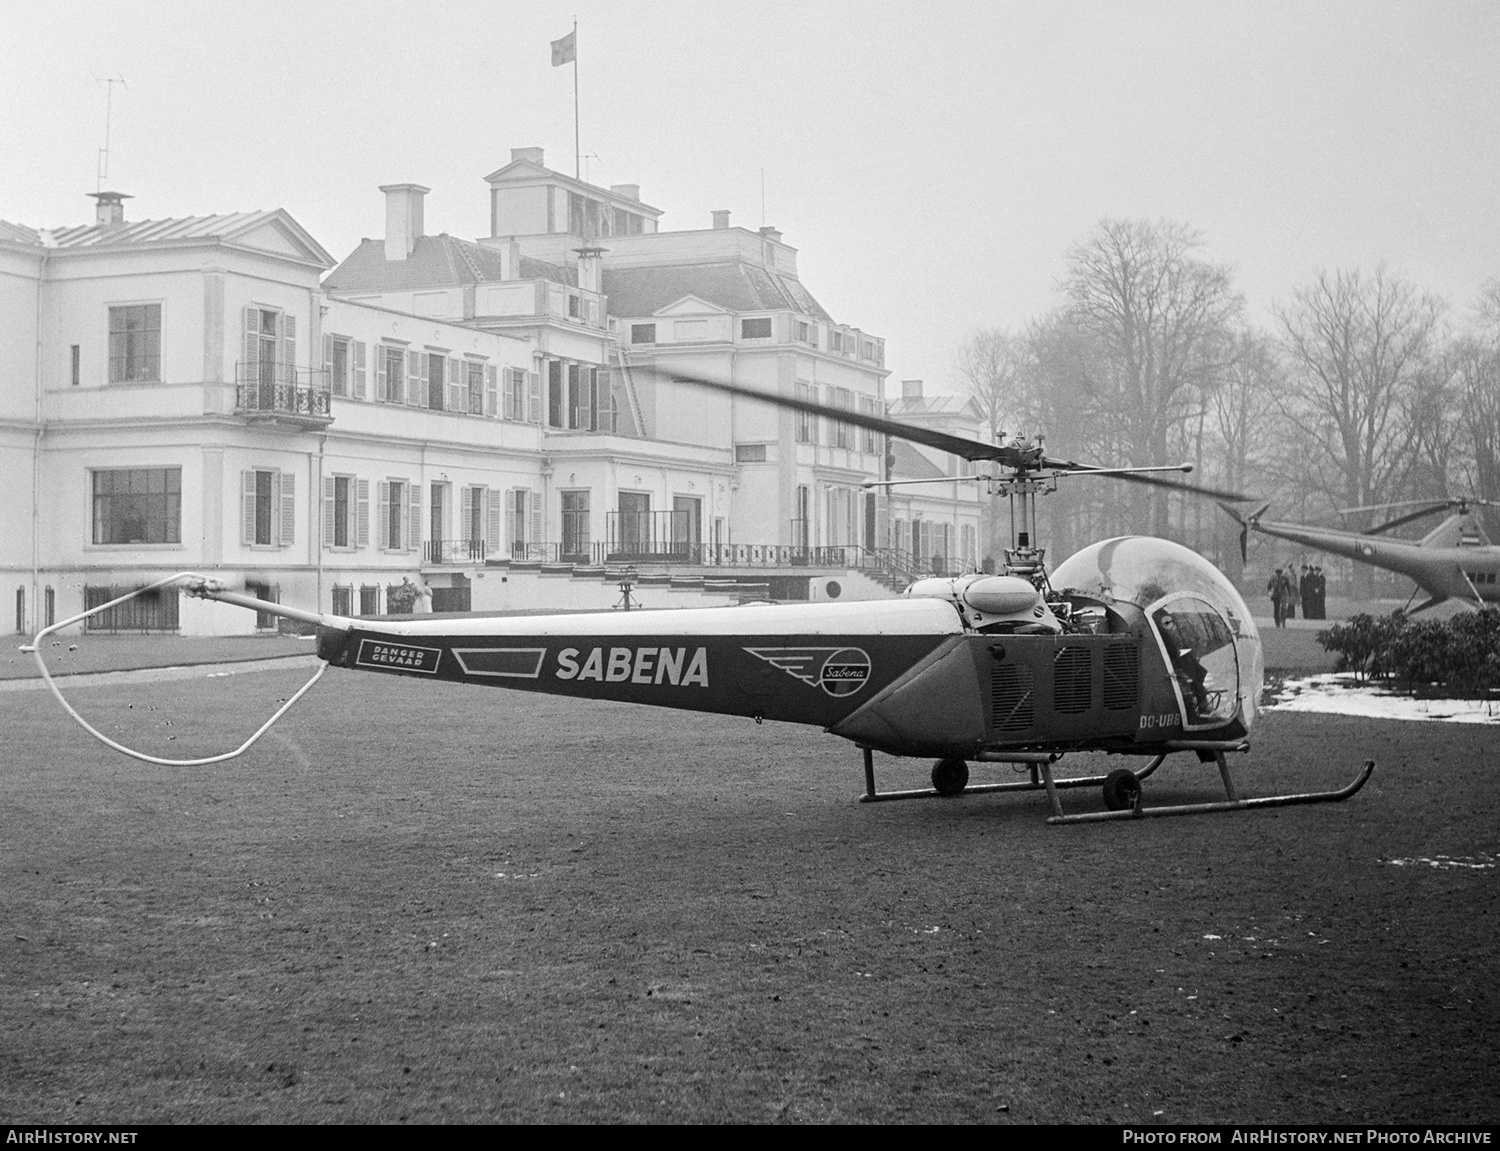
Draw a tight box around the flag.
[551,30,576,66]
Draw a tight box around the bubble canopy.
[1053,536,1254,622]
[1053,536,1263,730]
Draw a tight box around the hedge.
[1317,608,1500,696]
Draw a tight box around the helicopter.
[26,374,1374,825]
[1220,496,1500,615]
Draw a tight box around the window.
[735,443,768,463]
[378,345,406,403]
[631,323,656,344]
[548,360,564,427]
[795,382,815,444]
[83,584,179,632]
[359,585,380,615]
[562,490,590,560]
[860,397,878,453]
[379,480,419,552]
[567,294,581,319]
[832,387,852,448]
[794,321,811,344]
[508,489,540,557]
[467,362,485,415]
[92,468,181,545]
[427,353,446,410]
[741,316,773,339]
[323,475,369,550]
[331,586,353,616]
[108,304,161,383]
[241,468,296,548]
[329,337,349,397]
[459,486,490,557]
[504,368,528,421]
[830,330,845,353]
[243,307,292,395]
[321,334,365,399]
[70,345,80,386]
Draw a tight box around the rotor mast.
[987,433,1056,587]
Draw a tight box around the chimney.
[574,246,606,294]
[902,379,924,400]
[379,183,429,261]
[511,147,545,166]
[610,184,640,201]
[712,210,731,230]
[88,191,131,226]
[758,225,782,243]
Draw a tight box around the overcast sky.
[6,0,1499,395]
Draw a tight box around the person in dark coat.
[1267,568,1287,627]
[1300,564,1314,619]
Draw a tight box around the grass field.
[2,656,1496,1123]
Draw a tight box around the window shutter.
[282,313,297,378]
[376,346,387,401]
[378,482,391,550]
[353,341,367,399]
[460,487,473,548]
[528,370,541,423]
[356,479,370,549]
[505,489,517,556]
[448,357,462,412]
[322,334,333,392]
[279,471,296,547]
[242,470,257,545]
[323,477,336,548]
[408,483,421,552]
[530,490,543,549]
[407,350,422,407]
[485,365,498,417]
[486,488,501,555]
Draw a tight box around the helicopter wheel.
[931,758,970,797]
[1102,768,1142,812]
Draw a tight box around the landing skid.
[858,746,1375,824]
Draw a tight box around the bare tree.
[1452,281,1500,536]
[1274,266,1444,523]
[954,327,1026,446]
[1205,330,1283,578]
[1061,219,1243,534]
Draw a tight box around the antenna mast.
[95,75,127,192]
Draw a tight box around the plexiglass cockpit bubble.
[1053,536,1264,731]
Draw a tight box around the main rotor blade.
[1043,459,1257,503]
[1338,498,1448,516]
[1366,504,1451,535]
[653,369,1031,465]
[662,368,1257,501]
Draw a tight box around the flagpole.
[573,19,580,181]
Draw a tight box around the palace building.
[2,150,976,635]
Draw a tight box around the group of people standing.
[1266,563,1327,626]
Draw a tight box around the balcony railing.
[424,539,489,565]
[488,540,960,581]
[234,363,332,423]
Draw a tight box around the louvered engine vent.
[1053,647,1093,714]
[990,662,1035,732]
[1102,643,1140,711]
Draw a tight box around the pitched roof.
[323,235,575,291]
[889,394,982,419]
[0,220,42,246]
[0,210,333,265]
[889,440,948,481]
[602,261,832,322]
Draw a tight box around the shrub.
[1317,607,1500,696]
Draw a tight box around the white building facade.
[4,152,911,635]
